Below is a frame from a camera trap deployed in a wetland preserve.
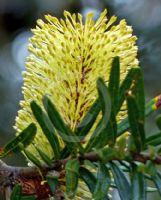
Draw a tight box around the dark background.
[0,0,161,199]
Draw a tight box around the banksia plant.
[1,8,161,200]
[15,9,138,159]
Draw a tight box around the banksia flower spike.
[15,9,138,159]
[14,9,138,199]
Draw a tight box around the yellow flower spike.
[15,8,139,144]
[15,9,138,199]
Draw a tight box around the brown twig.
[0,152,161,199]
[1,152,161,183]
[133,153,161,164]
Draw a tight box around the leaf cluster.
[1,57,161,199]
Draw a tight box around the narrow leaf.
[35,146,52,167]
[76,98,101,138]
[93,162,111,200]
[79,167,96,193]
[108,56,120,114]
[152,171,161,196]
[30,101,60,159]
[96,59,121,147]
[0,123,36,158]
[127,95,145,151]
[65,159,80,198]
[145,161,157,176]
[117,67,140,113]
[85,78,111,152]
[94,116,116,148]
[117,94,161,137]
[117,117,129,136]
[43,96,83,153]
[110,162,131,200]
[83,160,97,170]
[145,132,161,146]
[156,115,161,130]
[131,168,146,200]
[24,149,42,167]
[104,66,118,144]
[46,176,59,194]
[11,184,22,200]
[131,68,145,121]
[60,146,70,159]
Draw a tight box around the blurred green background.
[0,0,161,199]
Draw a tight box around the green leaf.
[30,101,60,159]
[60,146,70,159]
[145,161,157,176]
[85,78,111,152]
[97,78,110,119]
[35,146,52,167]
[20,196,36,200]
[117,117,129,136]
[95,116,117,148]
[131,68,145,121]
[117,95,161,137]
[24,149,42,167]
[11,184,22,200]
[117,67,140,113]
[152,171,161,196]
[0,123,36,158]
[65,159,80,198]
[96,61,121,147]
[46,175,59,194]
[109,56,120,114]
[79,167,96,193]
[76,98,101,138]
[110,162,131,200]
[93,162,111,200]
[126,95,145,151]
[83,160,97,170]
[131,168,146,200]
[156,115,161,130]
[145,132,161,146]
[43,96,83,153]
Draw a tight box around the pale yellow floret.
[15,9,138,199]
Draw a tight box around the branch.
[82,152,161,164]
[0,152,161,181]
[133,153,161,164]
[0,152,161,198]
